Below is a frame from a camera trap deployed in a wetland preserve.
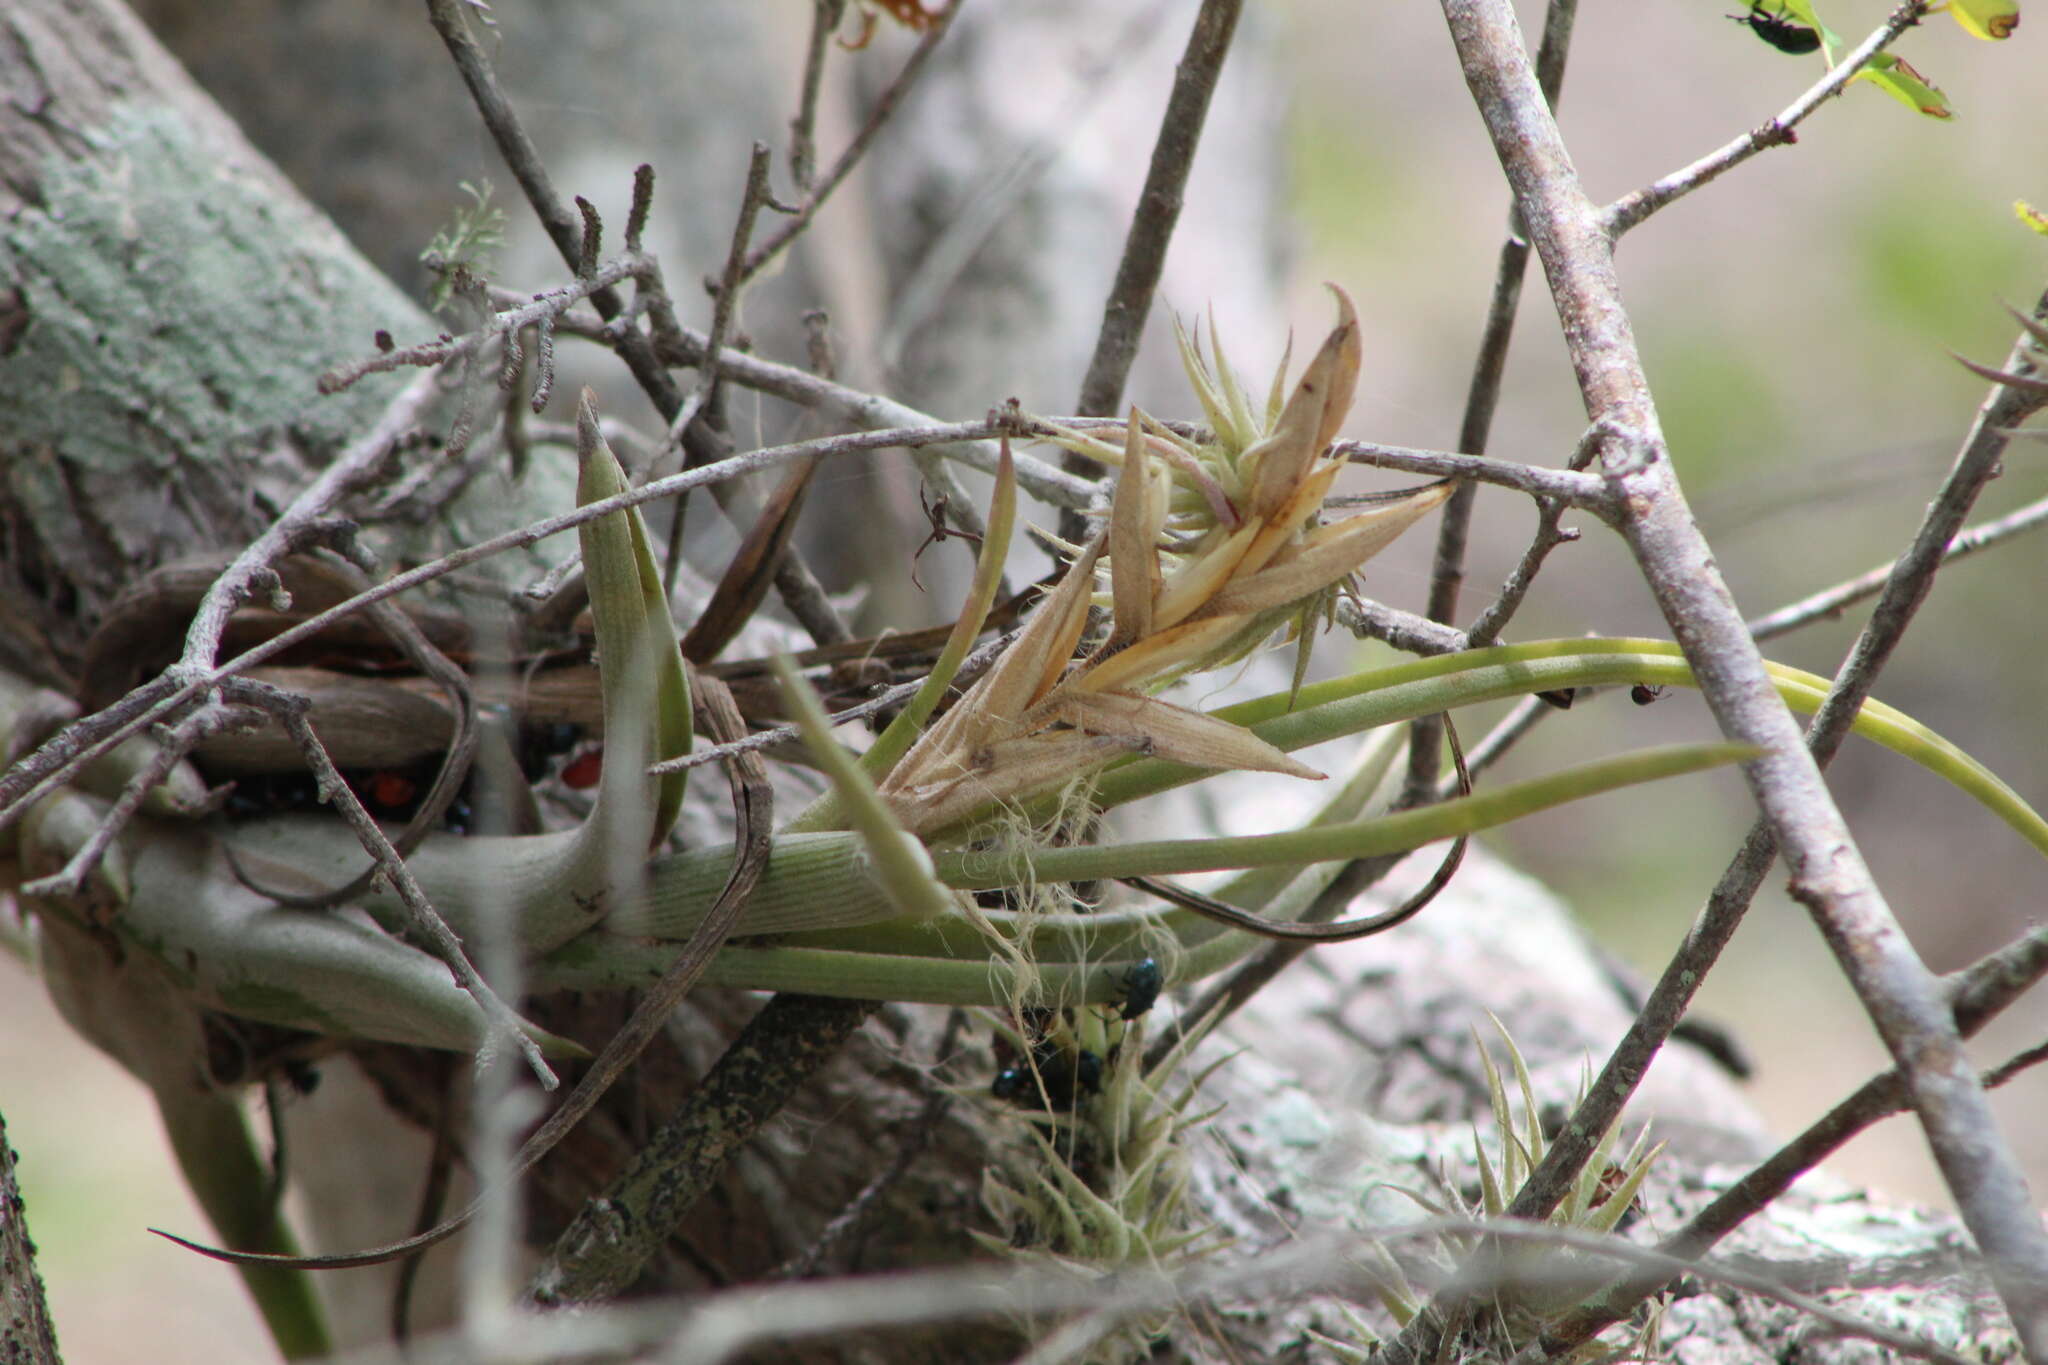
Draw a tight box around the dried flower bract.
[878,288,1450,837]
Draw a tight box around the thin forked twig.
[228,677,554,1089]
[663,141,781,597]
[320,257,643,398]
[17,700,263,900]
[1459,418,1610,649]
[739,2,964,286]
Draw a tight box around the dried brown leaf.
[1241,285,1361,520]
[1044,690,1321,779]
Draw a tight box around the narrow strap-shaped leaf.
[774,655,954,920]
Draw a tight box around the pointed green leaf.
[576,389,692,846]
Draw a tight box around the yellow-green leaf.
[1950,0,2019,39]
[1854,53,1953,119]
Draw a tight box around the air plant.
[876,288,1451,839]
[1308,1021,1667,1362]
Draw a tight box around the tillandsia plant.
[1306,1024,1666,1362]
[871,288,1453,840]
[973,1009,1232,1365]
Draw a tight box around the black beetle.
[1117,957,1163,1021]
[992,1042,1103,1111]
[1729,3,1822,54]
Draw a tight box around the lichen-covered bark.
[0,4,427,675]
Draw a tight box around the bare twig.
[1062,0,1245,542]
[1603,2,1929,236]
[788,0,847,191]
[1335,597,1472,657]
[0,676,181,833]
[239,677,554,1089]
[1339,442,1614,513]
[16,699,261,899]
[1459,421,1608,649]
[739,2,964,285]
[1747,491,2048,641]
[664,141,779,598]
[649,322,1100,507]
[319,257,644,397]
[1409,0,1580,792]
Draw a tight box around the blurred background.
[5,0,2046,1359]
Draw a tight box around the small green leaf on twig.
[1855,53,1953,119]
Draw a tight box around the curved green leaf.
[1854,53,1953,119]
